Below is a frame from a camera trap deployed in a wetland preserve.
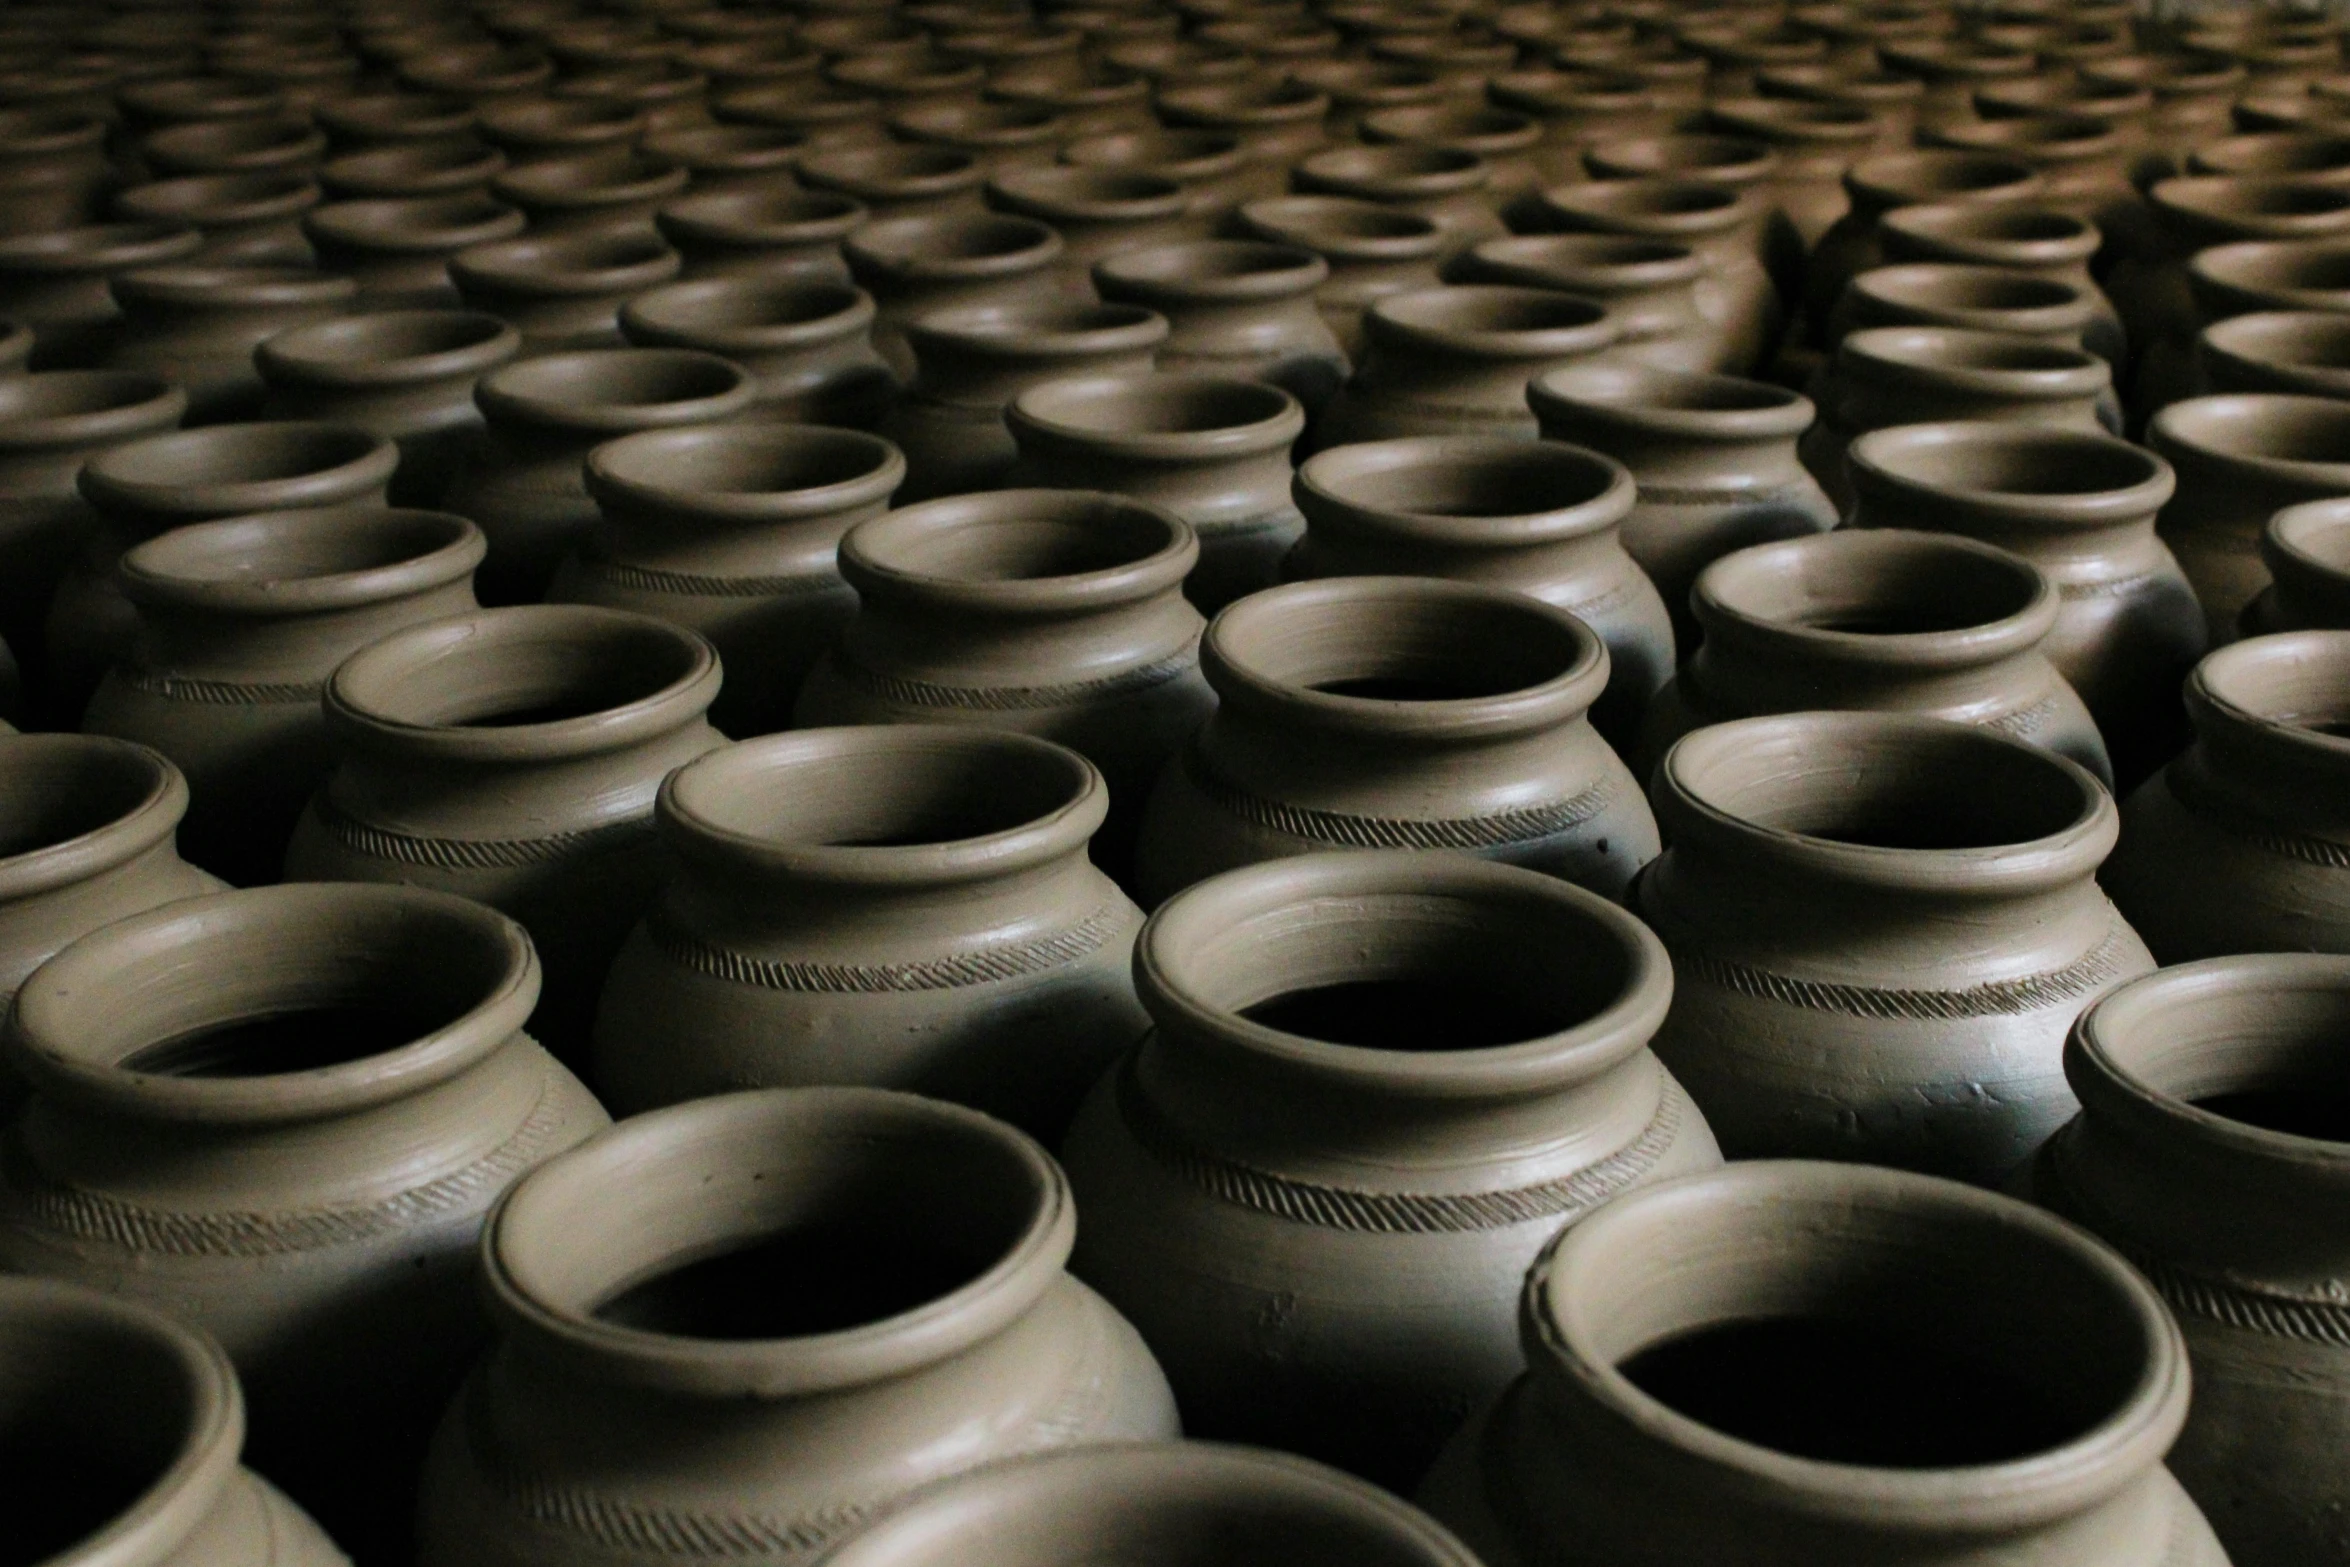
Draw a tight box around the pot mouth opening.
[851,213,1055,267]
[2268,497,2350,580]
[456,227,677,280]
[1587,133,1772,179]
[626,276,864,334]
[896,99,1062,138]
[2195,629,2350,742]
[1303,435,1627,521]
[1535,361,1802,417]
[1886,202,2092,248]
[1099,238,1320,287]
[262,307,512,367]
[327,138,500,180]
[497,147,683,196]
[1301,143,1486,184]
[850,489,1186,584]
[2164,176,2350,224]
[644,125,804,163]
[486,348,746,413]
[116,168,318,215]
[991,166,1182,208]
[1851,423,2163,497]
[1479,233,1696,273]
[0,370,176,424]
[801,143,978,190]
[593,424,899,499]
[2198,239,2350,295]
[1014,372,1296,438]
[1061,127,1246,170]
[481,95,644,137]
[1240,195,1445,248]
[1857,264,2084,314]
[2197,132,2350,176]
[1851,151,2041,200]
[1374,284,1611,341]
[659,187,864,235]
[1845,324,2100,378]
[1541,1164,2170,1483]
[908,299,1163,352]
[313,191,520,234]
[2205,309,2350,370]
[0,221,198,270]
[89,422,385,489]
[1555,178,1742,222]
[1700,531,2045,641]
[2158,392,2350,465]
[123,505,478,593]
[1367,104,1536,141]
[0,735,173,870]
[334,606,710,731]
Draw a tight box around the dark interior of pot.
[503,349,743,411]
[1867,268,2080,314]
[2175,394,2350,461]
[1889,204,2089,247]
[274,310,508,365]
[0,738,163,863]
[2206,310,2350,370]
[1864,428,2159,496]
[1225,579,1589,704]
[1711,535,2037,636]
[675,730,1085,850]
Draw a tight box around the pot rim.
[1583,131,1778,184]
[0,220,201,275]
[2150,173,2350,239]
[1847,420,2174,527]
[2190,236,2350,306]
[119,505,484,616]
[2150,391,2350,483]
[585,423,906,522]
[2190,130,2350,180]
[901,298,1167,362]
[838,487,1197,614]
[0,371,186,452]
[654,186,868,248]
[1234,195,1447,259]
[1455,232,1707,293]
[1095,240,1331,309]
[254,307,521,387]
[0,734,189,905]
[984,164,1190,223]
[1296,434,1635,547]
[79,421,397,522]
[1842,149,2045,212]
[112,168,321,224]
[318,138,507,196]
[620,276,875,352]
[1836,324,2110,400]
[1525,176,1767,240]
[1008,371,1304,461]
[1363,283,1617,358]
[1845,261,2098,333]
[1530,361,1814,442]
[1295,142,1494,198]
[473,347,754,433]
[2200,308,2350,391]
[2186,628,2350,766]
[2264,494,2350,592]
[108,263,357,310]
[304,193,527,255]
[844,211,1063,281]
[1060,126,1254,180]
[799,142,988,203]
[449,228,681,297]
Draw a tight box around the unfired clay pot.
[315,140,506,204]
[1230,196,1446,361]
[592,727,1147,1136]
[1876,201,2124,364]
[1093,239,1348,416]
[414,1086,1178,1567]
[1315,285,1617,448]
[1061,127,1259,225]
[1801,148,2044,340]
[1827,262,2113,371]
[0,1277,348,1567]
[1290,144,1505,259]
[0,221,203,370]
[550,425,902,736]
[810,1443,1482,1567]
[1133,576,1658,907]
[2102,630,2350,963]
[985,166,1198,285]
[619,277,896,431]
[103,264,355,424]
[447,228,684,358]
[443,347,754,604]
[2199,308,2350,399]
[655,188,864,285]
[83,508,483,887]
[641,125,804,196]
[1063,850,1721,1485]
[1005,372,1304,614]
[283,606,725,1057]
[2246,497,2350,633]
[1847,422,2205,790]
[1418,1160,2228,1567]
[490,148,690,240]
[1527,362,1836,657]
[2188,237,2350,325]
[302,193,527,311]
[2030,956,2350,1567]
[2150,395,2350,643]
[1637,711,2153,1185]
[1634,530,2113,785]
[844,211,1069,381]
[1443,233,1718,376]
[474,97,645,168]
[256,310,521,507]
[0,733,221,1011]
[1288,436,1673,743]
[111,171,322,268]
[798,143,987,224]
[0,882,607,1557]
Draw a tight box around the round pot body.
[1874,200,2123,365]
[415,1086,1179,1567]
[1634,531,2112,786]
[282,606,726,1058]
[0,220,204,370]
[620,277,898,433]
[83,507,484,887]
[1314,285,1619,448]
[1062,851,1721,1486]
[549,426,902,737]
[1801,149,2047,344]
[793,491,1214,885]
[1229,196,1447,363]
[1133,577,1657,907]
[2151,394,2350,644]
[842,211,1068,382]
[1005,373,1304,615]
[1417,1160,2227,1567]
[0,883,608,1557]
[2103,630,2350,963]
[1637,711,2153,1186]
[447,229,684,359]
[0,1276,348,1567]
[2247,497,2350,633]
[0,734,222,1011]
[111,172,323,269]
[1288,437,1673,745]
[1092,240,1348,418]
[592,727,1147,1139]
[103,264,355,424]
[1848,422,2205,791]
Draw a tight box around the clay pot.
[2200,308,2350,399]
[827,51,989,117]
[0,107,116,234]
[314,139,507,204]
[302,195,527,312]
[1315,286,1618,449]
[1634,711,2150,1184]
[1581,135,1800,286]
[892,101,1068,180]
[1290,435,1670,741]
[1005,373,1303,614]
[592,727,1145,1133]
[0,734,222,1009]
[710,82,889,154]
[1158,78,1331,179]
[2187,236,2350,327]
[2191,129,2350,184]
[1419,1160,2226,1567]
[655,189,862,285]
[1801,150,2044,343]
[549,425,900,734]
[283,605,725,1056]
[814,1443,1481,1567]
[1442,237,1701,378]
[1828,263,2113,373]
[799,143,987,223]
[1633,530,2112,784]
[1085,244,1337,416]
[0,1279,345,1567]
[83,508,483,886]
[1230,196,1446,361]
[0,221,202,370]
[112,171,323,268]
[1486,68,1668,185]
[1060,128,1259,225]
[397,47,556,106]
[142,114,325,181]
[1876,202,2125,364]
[552,62,713,138]
[1290,145,1503,260]
[1134,577,1658,905]
[444,348,754,604]
[475,97,645,167]
[2149,394,2350,643]
[987,166,1198,285]
[1847,422,2204,790]
[415,1084,1175,1565]
[987,61,1155,141]
[2246,498,2350,633]
[448,229,683,359]
[1528,363,1836,657]
[1359,104,1543,203]
[1925,111,2147,247]
[103,265,354,425]
[1752,62,1927,154]
[314,92,478,151]
[2030,956,2350,1567]
[619,277,894,431]
[489,148,689,240]
[0,881,608,1556]
[1064,850,1720,1484]
[795,490,1214,881]
[1704,96,1879,248]
[638,124,803,196]
[844,211,1068,381]
[1100,37,1257,92]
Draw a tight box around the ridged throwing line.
[820,644,1200,713]
[1118,1059,1687,1234]
[1676,926,2134,1021]
[311,795,657,871]
[645,901,1130,993]
[1184,744,1622,851]
[118,667,324,705]
[573,554,840,600]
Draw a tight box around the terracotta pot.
[654,188,861,285]
[1419,1160,2226,1567]
[314,91,478,151]
[84,507,482,886]
[1633,529,2112,784]
[814,1443,1480,1567]
[284,605,724,1055]
[987,61,1156,140]
[1847,422,2204,790]
[112,171,322,267]
[315,139,508,202]
[1633,711,2150,1183]
[639,124,803,196]
[549,424,899,734]
[986,166,1198,286]
[0,881,608,1556]
[1290,145,1503,260]
[1134,576,1657,905]
[710,81,889,154]
[2149,394,2350,643]
[1230,196,1445,362]
[1801,150,2044,342]
[882,300,1164,503]
[415,1085,1176,1566]
[620,276,894,431]
[2200,308,2350,399]
[795,490,1214,882]
[1061,128,1259,225]
[2245,497,2350,633]
[1315,286,1619,449]
[0,733,222,1010]
[444,348,753,604]
[1287,436,1671,742]
[0,220,202,370]
[449,228,683,358]
[1876,201,2125,364]
[2102,630,2350,960]
[256,311,521,507]
[0,1278,346,1567]
[475,96,645,167]
[843,211,1068,381]
[2029,956,2350,1567]
[302,195,526,312]
[1064,850,1720,1484]
[592,727,1144,1133]
[103,264,354,424]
